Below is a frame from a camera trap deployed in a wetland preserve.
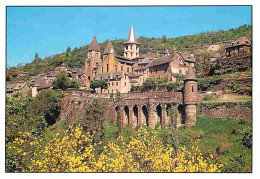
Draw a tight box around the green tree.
[162,35,167,43]
[90,80,108,93]
[52,71,70,90]
[69,79,80,89]
[29,89,61,126]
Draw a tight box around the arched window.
[192,85,194,92]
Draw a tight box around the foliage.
[90,80,108,93]
[6,125,222,172]
[80,99,106,143]
[52,71,79,90]
[241,126,252,149]
[177,115,252,172]
[198,75,223,91]
[29,89,61,126]
[6,96,46,144]
[141,78,157,92]
[200,101,252,110]
[203,94,213,101]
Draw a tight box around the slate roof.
[227,36,251,48]
[124,25,139,45]
[184,67,197,81]
[29,76,52,89]
[181,53,195,63]
[6,82,27,92]
[94,72,124,81]
[148,54,173,67]
[138,57,150,64]
[104,40,115,55]
[88,36,101,52]
[115,56,135,64]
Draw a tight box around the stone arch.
[156,104,163,128]
[123,105,130,126]
[178,104,185,125]
[133,105,138,128]
[142,105,149,126]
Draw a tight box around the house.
[225,36,251,57]
[6,82,30,97]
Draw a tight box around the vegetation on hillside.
[7,24,252,78]
[6,93,252,172]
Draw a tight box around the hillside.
[6,24,252,81]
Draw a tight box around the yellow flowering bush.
[6,126,223,172]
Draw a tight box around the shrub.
[198,75,223,91]
[242,127,252,149]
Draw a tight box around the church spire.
[124,25,138,44]
[88,36,101,52]
[104,40,115,55]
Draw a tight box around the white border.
[1,1,259,179]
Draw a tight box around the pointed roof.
[124,25,138,45]
[184,66,197,81]
[103,40,115,55]
[88,36,101,52]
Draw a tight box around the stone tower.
[183,66,198,128]
[103,40,116,73]
[85,36,101,89]
[123,25,139,59]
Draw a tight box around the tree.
[29,89,61,125]
[90,80,108,93]
[69,79,80,89]
[162,35,167,43]
[35,53,39,60]
[52,71,70,90]
[66,47,71,57]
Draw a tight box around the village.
[6,25,251,98]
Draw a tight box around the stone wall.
[215,53,252,75]
[199,102,252,120]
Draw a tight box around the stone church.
[85,25,196,93]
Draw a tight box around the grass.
[177,115,252,172]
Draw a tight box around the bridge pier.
[162,104,167,129]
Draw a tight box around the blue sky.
[7,6,251,67]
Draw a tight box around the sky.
[7,6,252,67]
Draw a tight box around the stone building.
[225,36,251,57]
[6,82,30,97]
[85,25,195,93]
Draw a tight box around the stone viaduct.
[61,67,198,129]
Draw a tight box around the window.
[132,67,134,72]
[88,76,90,81]
[112,89,113,93]
[108,76,110,80]
[102,67,103,73]
[112,82,113,86]
[192,86,194,92]
[107,64,109,72]
[115,65,117,71]
[87,62,90,66]
[155,68,157,74]
[121,66,123,71]
[179,69,182,74]
[100,77,103,80]
[125,75,127,79]
[164,68,167,72]
[127,67,129,72]
[116,82,118,86]
[125,82,126,86]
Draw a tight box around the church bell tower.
[123,25,139,59]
